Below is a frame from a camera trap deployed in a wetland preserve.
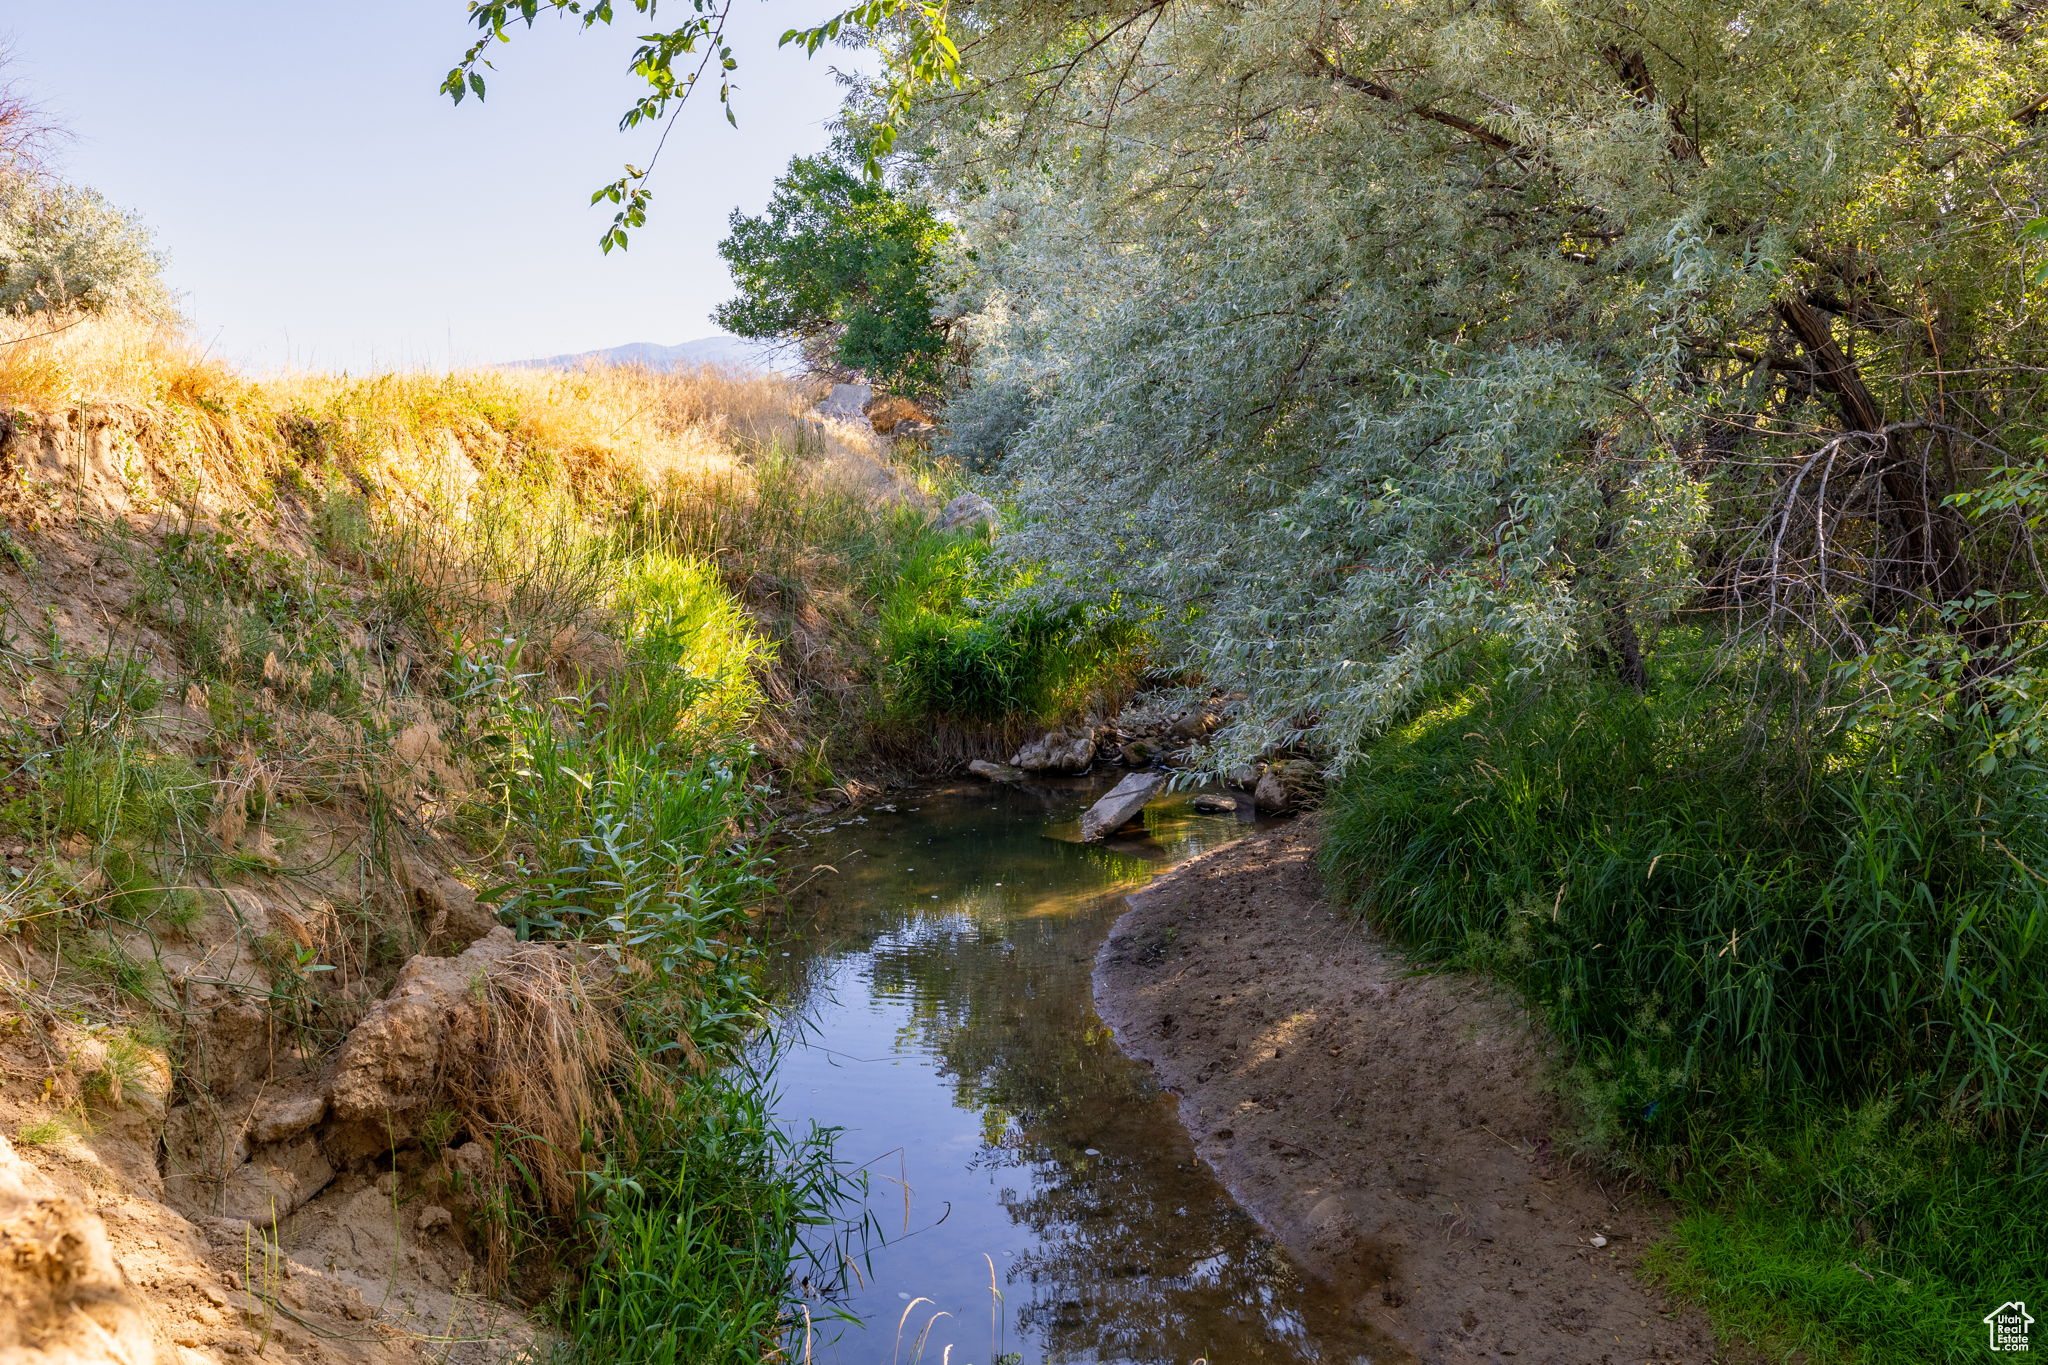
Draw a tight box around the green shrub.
[0,171,169,316]
[1321,654,2048,1360]
[877,531,1141,723]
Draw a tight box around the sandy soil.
[1094,824,1724,1365]
[0,412,543,1364]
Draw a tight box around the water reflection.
[768,779,1395,1365]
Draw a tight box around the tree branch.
[1774,295,1884,432]
[1309,50,1524,157]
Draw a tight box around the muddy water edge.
[766,776,1405,1365]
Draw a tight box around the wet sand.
[1094,823,1724,1364]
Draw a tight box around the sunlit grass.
[1322,648,2048,1363]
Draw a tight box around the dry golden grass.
[0,311,877,507]
[0,312,267,433]
[438,943,665,1285]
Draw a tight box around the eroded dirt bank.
[1094,824,1721,1365]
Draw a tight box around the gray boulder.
[1081,773,1166,841]
[1012,729,1097,773]
[967,759,1025,783]
[938,492,999,534]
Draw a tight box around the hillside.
[0,312,971,1363]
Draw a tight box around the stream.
[768,776,1387,1365]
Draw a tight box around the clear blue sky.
[4,2,864,371]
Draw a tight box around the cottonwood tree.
[716,144,955,398]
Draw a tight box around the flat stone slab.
[1080,772,1165,841]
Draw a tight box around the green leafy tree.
[907,0,2048,773]
[715,148,953,398]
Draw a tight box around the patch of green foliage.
[563,1064,851,1365]
[716,143,953,399]
[134,519,367,718]
[876,529,1143,724]
[443,531,853,1360]
[0,653,205,926]
[467,565,774,1057]
[1321,651,2048,1361]
[1651,1100,2044,1364]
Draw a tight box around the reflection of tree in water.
[1001,1140,1328,1362]
[774,787,1376,1363]
[860,886,1347,1361]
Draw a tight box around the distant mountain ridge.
[503,335,801,376]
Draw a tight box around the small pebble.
[1589,1234,1608,1248]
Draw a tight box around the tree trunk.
[1774,295,1964,619]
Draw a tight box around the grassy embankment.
[1322,642,2048,1363]
[0,314,1134,1360]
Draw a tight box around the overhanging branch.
[1309,50,1524,157]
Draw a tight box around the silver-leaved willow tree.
[897,0,2048,773]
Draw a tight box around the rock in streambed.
[1080,772,1166,840]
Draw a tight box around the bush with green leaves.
[876,529,1142,724]
[716,144,953,399]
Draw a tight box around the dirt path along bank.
[1093,825,1721,1365]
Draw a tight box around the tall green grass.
[875,530,1143,725]
[436,529,835,1355]
[1322,655,2048,1362]
[462,551,776,1060]
[564,1063,852,1365]
[317,457,862,1357]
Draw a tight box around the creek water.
[767,776,1386,1365]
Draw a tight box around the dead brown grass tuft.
[444,945,657,1219]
